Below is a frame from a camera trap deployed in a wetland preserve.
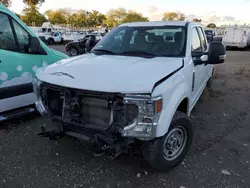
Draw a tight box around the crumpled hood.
[36,53,183,93]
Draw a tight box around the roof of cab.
[119,21,199,27]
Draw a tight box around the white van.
[222,28,250,49]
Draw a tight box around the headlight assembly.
[32,77,47,115]
[121,94,162,139]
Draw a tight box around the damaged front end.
[33,77,162,156]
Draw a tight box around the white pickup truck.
[37,31,64,45]
[33,21,226,171]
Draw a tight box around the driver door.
[0,12,43,112]
[190,27,208,105]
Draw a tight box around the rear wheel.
[69,47,79,56]
[143,111,193,172]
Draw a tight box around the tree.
[105,8,127,27]
[105,8,148,28]
[122,11,149,23]
[0,0,11,7]
[207,23,216,28]
[21,5,47,26]
[87,10,106,27]
[45,9,69,25]
[162,12,185,21]
[23,0,44,6]
[192,18,202,23]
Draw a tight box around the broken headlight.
[121,94,162,139]
[32,77,47,115]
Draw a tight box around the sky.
[9,0,250,25]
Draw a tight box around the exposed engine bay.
[38,82,139,156]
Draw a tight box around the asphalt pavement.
[1,49,250,188]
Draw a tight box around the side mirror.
[208,41,226,64]
[29,36,42,54]
[192,51,204,66]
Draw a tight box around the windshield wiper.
[119,51,157,57]
[92,49,118,55]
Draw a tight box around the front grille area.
[40,83,128,132]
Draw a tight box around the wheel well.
[177,98,188,114]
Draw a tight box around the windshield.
[205,30,213,35]
[92,26,187,57]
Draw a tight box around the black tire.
[68,47,79,56]
[47,38,54,45]
[143,111,193,172]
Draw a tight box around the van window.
[12,20,29,53]
[0,13,17,51]
[191,28,202,52]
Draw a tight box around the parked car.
[65,34,103,56]
[33,21,226,171]
[46,31,64,45]
[0,3,68,121]
[222,27,250,49]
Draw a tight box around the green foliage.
[105,8,127,27]
[0,0,11,7]
[105,8,149,27]
[23,0,44,6]
[122,11,149,23]
[21,5,47,26]
[45,9,106,28]
[207,23,216,28]
[45,9,68,25]
[162,12,185,21]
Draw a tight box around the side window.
[191,28,202,52]
[12,20,29,53]
[129,30,137,45]
[197,27,208,51]
[0,13,17,51]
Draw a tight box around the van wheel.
[69,47,79,56]
[47,38,54,45]
[143,111,193,172]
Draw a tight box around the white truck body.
[222,28,250,48]
[33,21,226,171]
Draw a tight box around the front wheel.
[143,111,193,172]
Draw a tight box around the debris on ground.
[221,169,231,175]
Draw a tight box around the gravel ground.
[1,48,250,188]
